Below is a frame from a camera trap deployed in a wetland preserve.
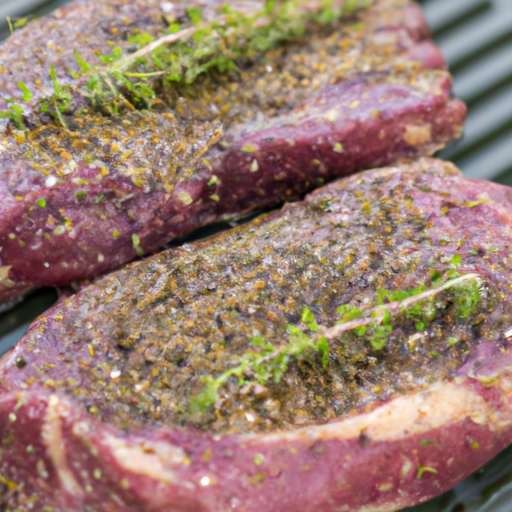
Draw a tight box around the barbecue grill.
[1,0,512,510]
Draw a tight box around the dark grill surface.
[1,0,512,510]
[423,0,512,183]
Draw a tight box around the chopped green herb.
[18,82,33,102]
[254,454,265,465]
[333,142,344,153]
[186,7,203,26]
[190,308,326,415]
[46,64,72,126]
[169,23,182,34]
[451,254,461,268]
[98,47,123,65]
[367,324,391,350]
[416,464,437,480]
[447,336,459,347]
[463,197,490,208]
[415,321,426,332]
[450,277,481,319]
[337,304,363,322]
[302,307,319,332]
[132,234,144,256]
[0,104,25,130]
[14,18,28,29]
[74,191,87,203]
[74,51,92,73]
[317,336,330,369]
[0,0,375,128]
[207,175,219,186]
[191,269,482,416]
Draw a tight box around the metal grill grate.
[1,1,512,510]
[422,0,512,183]
[0,0,68,40]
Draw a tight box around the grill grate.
[1,1,512,510]
[422,0,512,182]
[0,0,68,40]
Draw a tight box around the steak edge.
[1,367,511,512]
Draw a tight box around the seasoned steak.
[0,0,465,305]
[2,158,512,511]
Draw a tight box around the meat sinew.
[2,158,512,512]
[0,0,465,305]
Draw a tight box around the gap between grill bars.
[421,0,512,182]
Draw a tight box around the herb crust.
[2,159,511,435]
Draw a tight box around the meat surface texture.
[2,159,512,511]
[0,0,465,305]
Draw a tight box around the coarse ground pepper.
[0,0,465,306]
[2,159,511,435]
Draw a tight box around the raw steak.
[2,158,512,511]
[0,0,465,305]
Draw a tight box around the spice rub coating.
[0,0,465,305]
[2,158,512,437]
[3,159,512,512]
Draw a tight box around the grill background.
[1,0,512,510]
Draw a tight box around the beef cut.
[0,0,465,305]
[2,158,512,512]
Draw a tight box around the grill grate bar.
[457,129,512,179]
[0,0,46,21]
[442,86,512,160]
[452,41,512,104]
[421,0,490,34]
[0,0,69,41]
[434,5,512,69]
[424,0,512,182]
